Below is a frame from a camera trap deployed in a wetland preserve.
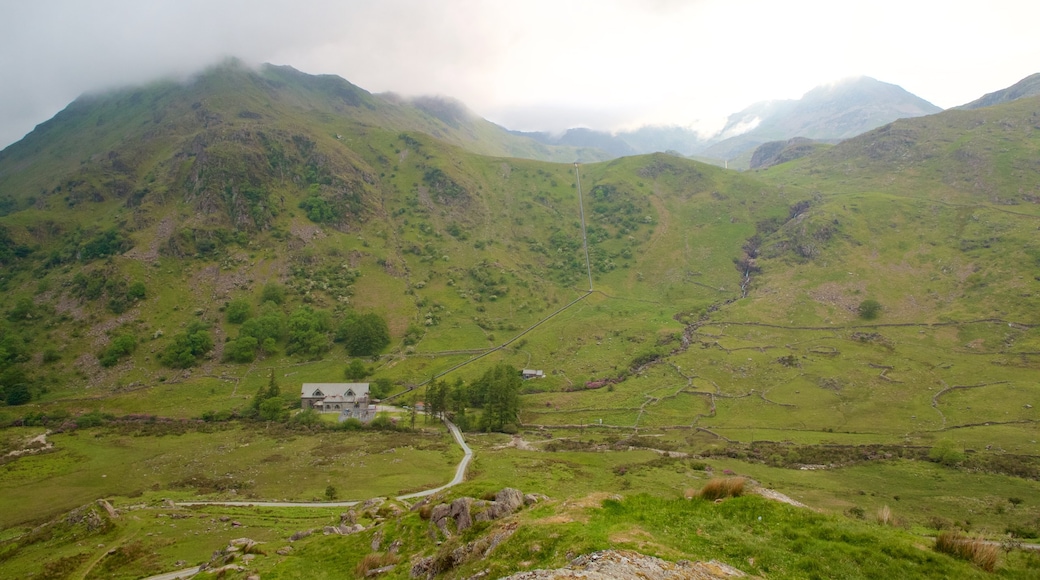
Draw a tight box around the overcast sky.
[1,0,1038,149]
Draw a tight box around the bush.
[929,440,965,466]
[225,298,252,324]
[223,336,258,363]
[934,531,999,572]
[858,299,882,320]
[344,359,370,381]
[99,334,136,367]
[698,478,745,500]
[261,282,286,305]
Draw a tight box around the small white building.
[521,369,545,379]
[300,383,369,414]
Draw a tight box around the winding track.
[175,418,470,509]
[142,418,470,580]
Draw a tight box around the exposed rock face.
[430,488,530,536]
[410,524,519,579]
[499,550,747,580]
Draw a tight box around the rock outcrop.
[499,550,747,580]
[430,488,531,536]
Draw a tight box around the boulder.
[361,497,386,511]
[97,499,119,519]
[449,497,475,531]
[289,529,313,542]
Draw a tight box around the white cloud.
[0,0,1038,148]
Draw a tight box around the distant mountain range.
[513,76,944,167]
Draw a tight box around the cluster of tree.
[158,321,213,368]
[247,370,289,422]
[425,364,521,432]
[0,225,31,269]
[222,285,390,364]
[1,317,36,405]
[45,227,133,266]
[69,271,147,314]
[98,334,136,367]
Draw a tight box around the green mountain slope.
[960,72,1040,110]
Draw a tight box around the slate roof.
[300,383,369,399]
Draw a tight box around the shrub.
[99,334,136,367]
[934,531,999,572]
[846,506,866,519]
[858,299,882,320]
[929,440,965,466]
[698,477,745,501]
[225,298,252,324]
[261,282,286,305]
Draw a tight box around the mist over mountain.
[508,76,942,166]
[700,76,941,162]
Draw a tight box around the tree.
[858,299,882,320]
[324,485,338,501]
[251,369,282,412]
[369,378,392,399]
[473,364,521,432]
[337,312,391,357]
[344,359,369,381]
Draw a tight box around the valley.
[0,61,1038,578]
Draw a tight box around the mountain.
[959,72,1040,109]
[700,76,942,163]
[513,125,706,158]
[2,61,1040,579]
[0,59,607,192]
[511,77,941,167]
